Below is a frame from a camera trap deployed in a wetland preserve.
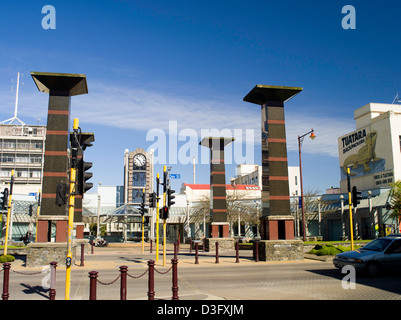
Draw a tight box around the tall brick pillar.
[243,85,302,240]
[200,137,235,238]
[31,72,88,242]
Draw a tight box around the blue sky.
[0,1,400,195]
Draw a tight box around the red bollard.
[215,242,219,264]
[2,263,10,300]
[174,242,177,259]
[91,240,94,254]
[120,265,128,300]
[235,242,240,263]
[89,271,98,300]
[147,260,155,300]
[49,261,57,300]
[80,243,85,267]
[195,242,199,264]
[255,240,259,262]
[203,238,206,252]
[189,238,192,253]
[150,239,153,253]
[171,258,179,300]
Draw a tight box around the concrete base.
[26,239,89,267]
[205,238,235,252]
[258,240,303,262]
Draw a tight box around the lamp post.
[298,129,316,242]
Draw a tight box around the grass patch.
[308,244,361,256]
[0,255,15,263]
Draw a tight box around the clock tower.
[124,148,154,205]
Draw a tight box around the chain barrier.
[96,273,120,286]
[127,268,148,279]
[10,269,43,276]
[154,265,172,275]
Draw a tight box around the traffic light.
[56,182,67,206]
[167,188,175,207]
[0,188,9,210]
[352,186,362,208]
[140,191,148,216]
[149,192,156,208]
[77,158,93,195]
[160,206,169,219]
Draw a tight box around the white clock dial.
[133,154,146,166]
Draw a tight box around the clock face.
[133,154,146,167]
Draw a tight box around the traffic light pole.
[3,170,14,256]
[163,166,167,267]
[142,189,145,254]
[346,168,354,251]
[156,174,160,261]
[65,118,79,300]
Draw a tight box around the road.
[2,244,401,301]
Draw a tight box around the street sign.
[298,197,302,208]
[170,174,181,179]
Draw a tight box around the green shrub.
[0,255,15,263]
[308,244,357,256]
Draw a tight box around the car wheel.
[366,262,380,277]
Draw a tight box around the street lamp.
[298,129,316,242]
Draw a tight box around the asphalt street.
[2,243,401,301]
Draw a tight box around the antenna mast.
[1,72,26,125]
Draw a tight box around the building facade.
[123,148,154,205]
[0,124,46,194]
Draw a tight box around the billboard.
[338,125,394,190]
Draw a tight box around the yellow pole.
[163,166,167,267]
[347,168,354,251]
[35,189,41,242]
[65,118,79,300]
[142,188,145,254]
[156,173,160,261]
[4,169,14,256]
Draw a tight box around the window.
[295,176,298,186]
[399,136,401,152]
[132,172,146,187]
[132,189,144,204]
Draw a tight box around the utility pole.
[65,118,80,300]
[347,167,354,251]
[4,170,14,256]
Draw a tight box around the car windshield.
[362,239,392,251]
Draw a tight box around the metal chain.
[11,269,43,276]
[97,274,120,286]
[127,268,148,279]
[154,266,172,275]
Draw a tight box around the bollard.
[171,258,179,300]
[195,242,199,264]
[91,240,94,254]
[215,242,219,264]
[49,261,57,300]
[203,238,206,252]
[81,243,85,267]
[150,239,153,254]
[189,238,192,253]
[120,265,128,300]
[174,242,177,259]
[255,240,259,262]
[89,271,98,300]
[2,263,10,300]
[147,260,155,300]
[235,242,239,263]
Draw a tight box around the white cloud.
[0,81,353,159]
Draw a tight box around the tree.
[388,180,401,230]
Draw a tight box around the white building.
[338,103,401,193]
[231,164,301,196]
